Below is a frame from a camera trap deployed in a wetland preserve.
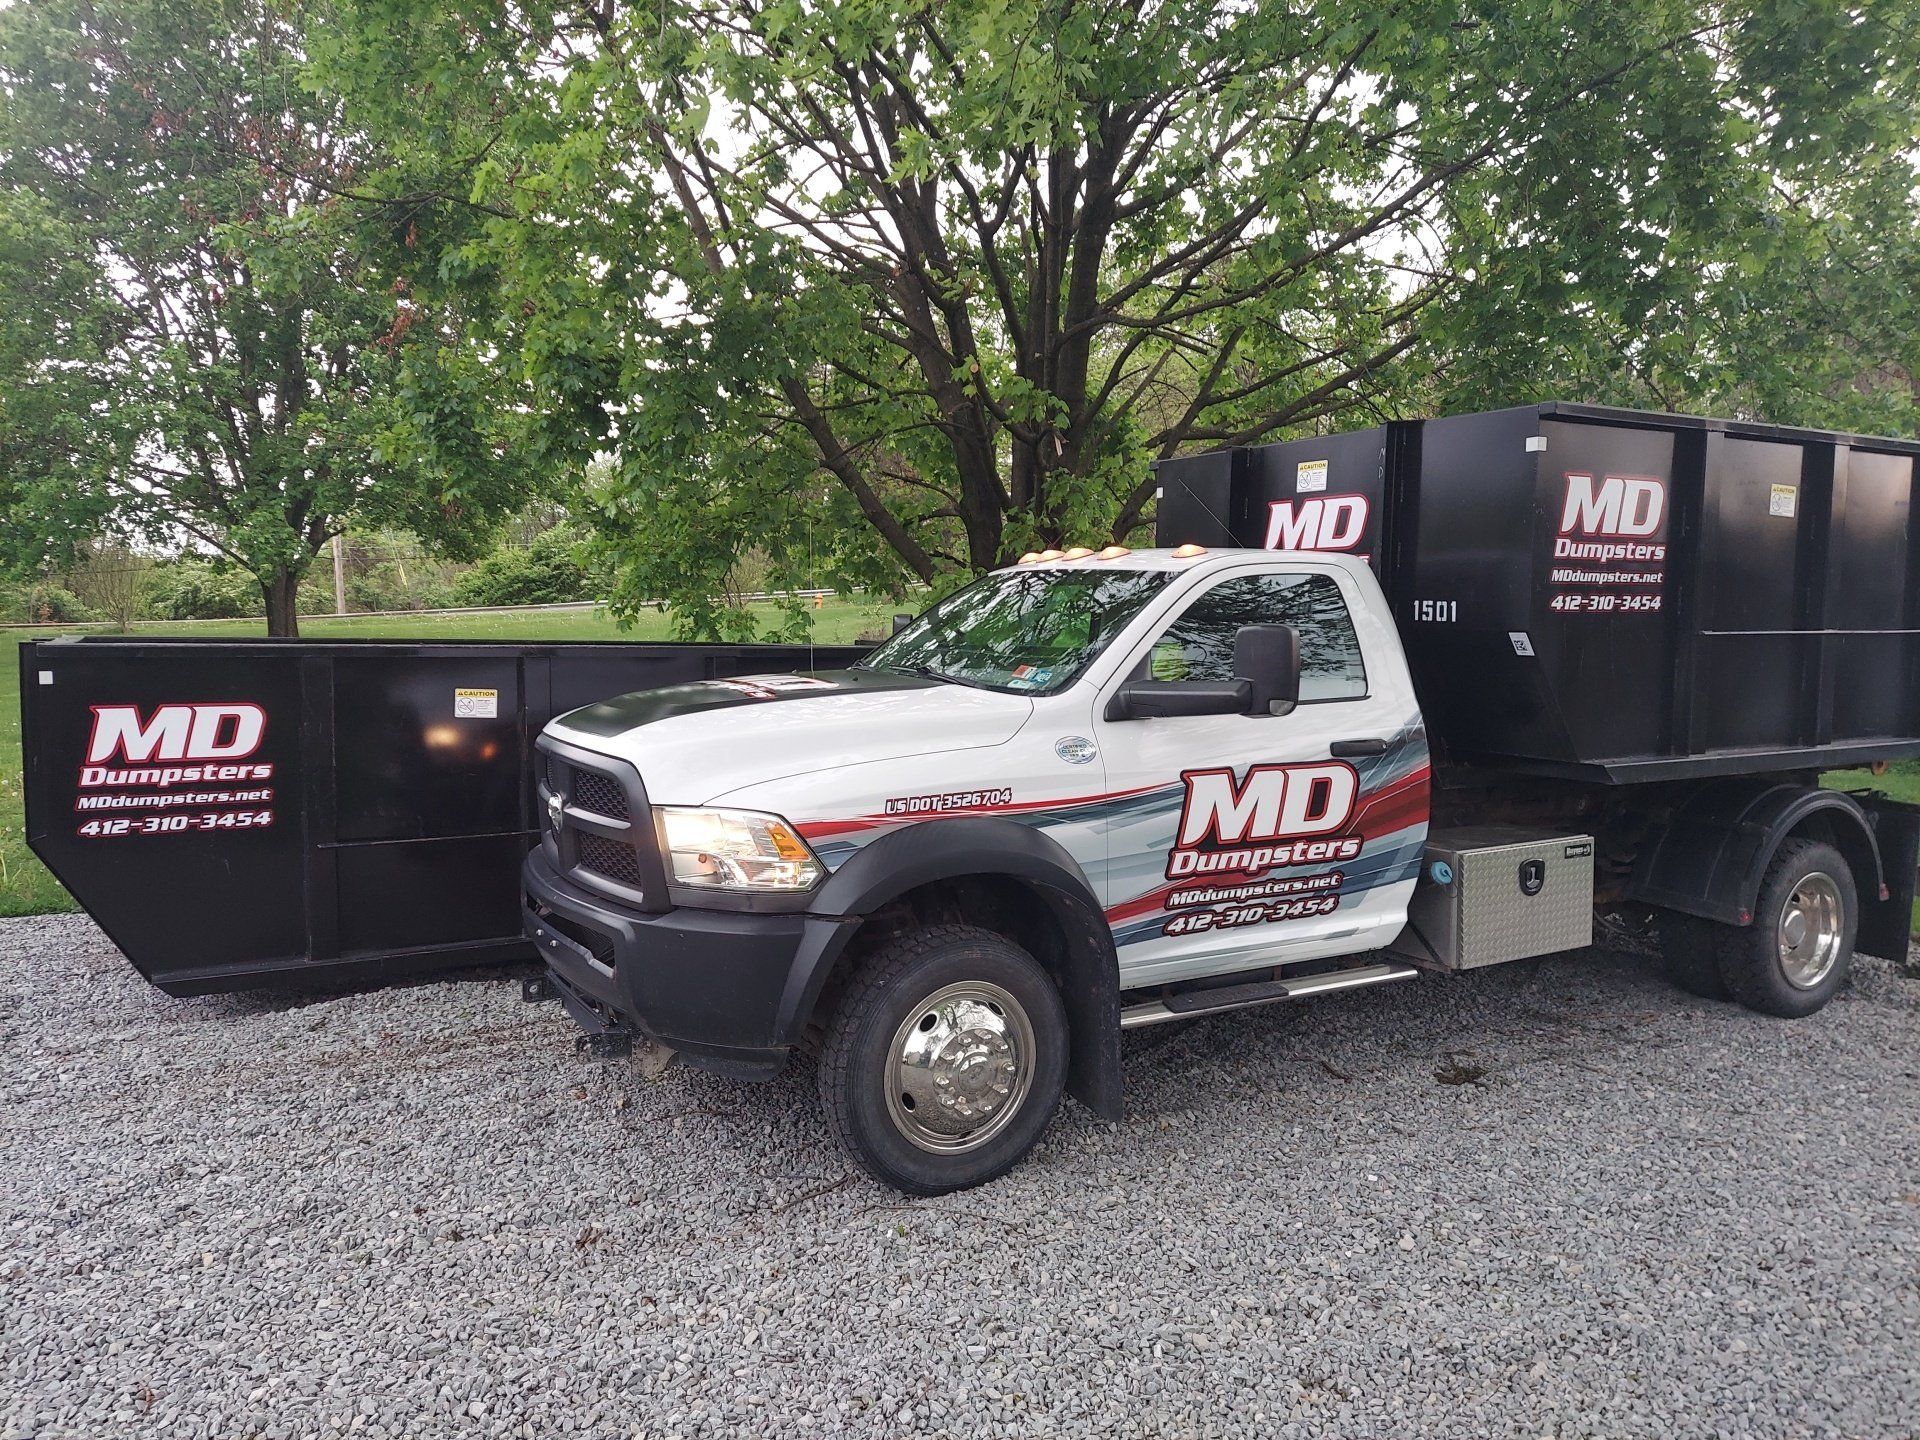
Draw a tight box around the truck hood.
[544,669,1035,802]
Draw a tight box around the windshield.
[863,567,1171,695]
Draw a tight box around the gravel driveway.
[4,913,1917,1439]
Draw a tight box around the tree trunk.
[262,569,301,638]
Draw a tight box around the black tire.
[1654,910,1733,1000]
[1716,839,1856,1019]
[818,924,1068,1196]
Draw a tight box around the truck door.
[1095,565,1429,988]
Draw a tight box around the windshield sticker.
[1007,664,1054,689]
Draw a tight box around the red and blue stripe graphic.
[795,721,1430,951]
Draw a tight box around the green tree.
[65,543,156,633]
[1426,5,1920,433]
[142,559,266,621]
[321,0,1918,626]
[0,0,536,635]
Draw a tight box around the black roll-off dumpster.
[19,637,864,993]
[1156,401,1920,780]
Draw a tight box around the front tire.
[1717,839,1856,1019]
[818,924,1068,1196]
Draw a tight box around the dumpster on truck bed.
[1155,402,1920,781]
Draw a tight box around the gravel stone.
[4,913,1918,1437]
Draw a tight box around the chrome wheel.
[1777,871,1844,990]
[884,981,1036,1154]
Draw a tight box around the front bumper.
[521,845,852,1080]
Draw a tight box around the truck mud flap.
[20,635,865,995]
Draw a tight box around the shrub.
[15,583,104,624]
[296,531,469,614]
[142,562,263,620]
[452,526,597,607]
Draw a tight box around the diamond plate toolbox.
[1390,826,1594,970]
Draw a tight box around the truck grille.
[566,767,630,822]
[537,739,652,904]
[575,831,646,888]
[545,756,631,821]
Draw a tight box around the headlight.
[655,806,824,893]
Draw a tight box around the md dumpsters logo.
[1263,495,1370,552]
[1549,472,1668,614]
[74,704,276,837]
[1168,761,1361,879]
[1556,472,1666,554]
[84,703,267,777]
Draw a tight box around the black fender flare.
[776,818,1125,1123]
[1627,780,1887,929]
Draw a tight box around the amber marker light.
[1097,545,1131,560]
[1172,543,1209,558]
[1038,549,1064,560]
[1017,552,1042,564]
[1062,546,1093,559]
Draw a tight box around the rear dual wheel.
[1722,840,1855,1017]
[1656,839,1855,1018]
[818,924,1068,1196]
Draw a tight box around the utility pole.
[331,533,347,616]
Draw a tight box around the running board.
[1119,962,1419,1030]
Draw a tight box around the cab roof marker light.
[1062,546,1093,560]
[1172,543,1208,558]
[1017,551,1042,564]
[1097,545,1131,560]
[1038,548,1064,560]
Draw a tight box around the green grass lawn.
[1823,762,1920,805]
[1823,761,1920,933]
[2,598,899,918]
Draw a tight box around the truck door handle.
[1329,738,1388,757]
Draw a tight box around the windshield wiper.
[870,660,996,692]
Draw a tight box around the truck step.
[1119,961,1419,1030]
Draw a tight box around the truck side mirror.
[1234,624,1300,717]
[1104,623,1303,722]
[1105,677,1252,721]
